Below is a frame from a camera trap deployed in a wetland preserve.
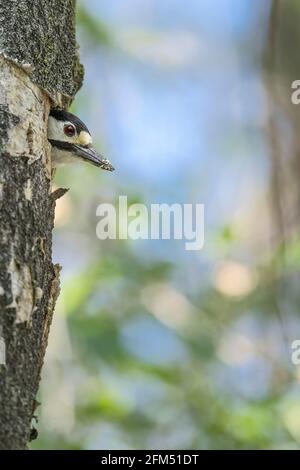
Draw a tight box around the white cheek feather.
[48,116,76,143]
[48,115,94,167]
[48,116,64,141]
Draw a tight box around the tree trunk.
[0,0,83,449]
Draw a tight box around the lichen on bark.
[0,0,84,107]
[0,0,83,450]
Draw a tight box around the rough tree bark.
[0,0,83,449]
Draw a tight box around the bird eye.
[64,124,76,137]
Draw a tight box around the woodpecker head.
[48,109,114,171]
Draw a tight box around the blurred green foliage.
[76,5,112,47]
[32,1,300,450]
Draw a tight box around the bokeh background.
[32,0,300,449]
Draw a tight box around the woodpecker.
[48,109,114,171]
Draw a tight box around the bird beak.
[73,144,114,171]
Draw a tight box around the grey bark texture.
[0,0,83,449]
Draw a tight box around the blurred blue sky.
[76,0,270,210]
[47,1,272,307]
[50,1,273,279]
[40,1,300,450]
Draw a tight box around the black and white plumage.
[48,109,114,171]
